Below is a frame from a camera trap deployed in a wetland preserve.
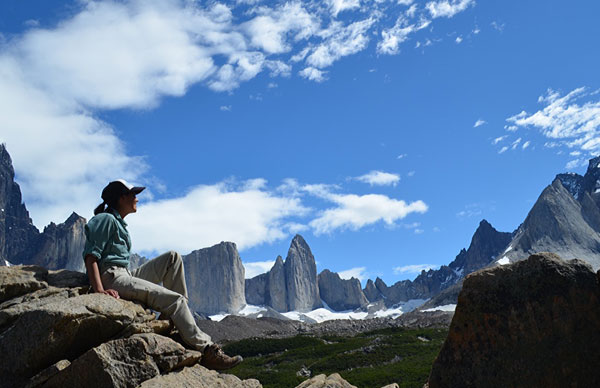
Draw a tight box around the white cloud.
[393,264,438,275]
[307,18,376,68]
[493,135,507,144]
[397,153,408,159]
[474,119,486,127]
[354,171,401,186]
[338,266,367,280]
[0,55,146,227]
[16,1,219,109]
[220,105,232,111]
[506,87,600,154]
[378,15,430,55]
[498,146,509,154]
[455,36,463,44]
[299,66,327,82]
[307,186,428,234]
[565,158,587,170]
[128,180,309,254]
[511,137,522,150]
[414,228,424,234]
[522,140,531,149]
[243,260,276,278]
[242,2,318,54]
[407,171,416,177]
[328,0,361,17]
[426,0,475,19]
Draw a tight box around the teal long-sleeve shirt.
[82,209,131,272]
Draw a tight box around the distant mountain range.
[2,143,600,314]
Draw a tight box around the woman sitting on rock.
[83,179,242,370]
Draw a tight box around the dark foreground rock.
[428,252,600,388]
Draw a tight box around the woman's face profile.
[118,192,138,217]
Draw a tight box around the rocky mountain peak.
[556,173,584,199]
[284,234,322,312]
[581,156,600,202]
[0,145,40,264]
[318,269,368,311]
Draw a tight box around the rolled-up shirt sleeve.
[82,214,116,262]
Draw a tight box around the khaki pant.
[101,251,213,350]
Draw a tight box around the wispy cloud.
[474,119,486,127]
[354,171,401,186]
[393,264,438,275]
[492,135,507,144]
[338,266,367,281]
[506,87,600,155]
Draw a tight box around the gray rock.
[501,178,600,269]
[0,144,40,265]
[43,333,201,388]
[0,265,48,303]
[363,279,381,303]
[295,373,356,388]
[184,242,245,314]
[244,273,267,306]
[428,252,600,388]
[318,269,368,311]
[0,293,154,379]
[139,364,262,388]
[266,255,287,312]
[29,212,87,272]
[285,235,322,312]
[26,360,71,388]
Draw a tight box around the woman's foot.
[201,344,243,370]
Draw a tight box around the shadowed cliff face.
[0,145,87,271]
[428,252,600,388]
[0,144,40,264]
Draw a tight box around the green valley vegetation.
[223,327,448,388]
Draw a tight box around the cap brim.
[130,186,145,195]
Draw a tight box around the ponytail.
[94,201,107,215]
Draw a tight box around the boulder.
[184,242,246,314]
[428,252,600,388]
[139,364,262,388]
[0,265,48,303]
[294,373,356,388]
[318,269,368,311]
[43,334,201,388]
[0,293,154,380]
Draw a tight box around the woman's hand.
[84,255,120,299]
[100,289,120,299]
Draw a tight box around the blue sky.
[1,0,599,285]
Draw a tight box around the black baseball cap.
[101,179,145,203]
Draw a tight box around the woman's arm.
[84,254,120,299]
